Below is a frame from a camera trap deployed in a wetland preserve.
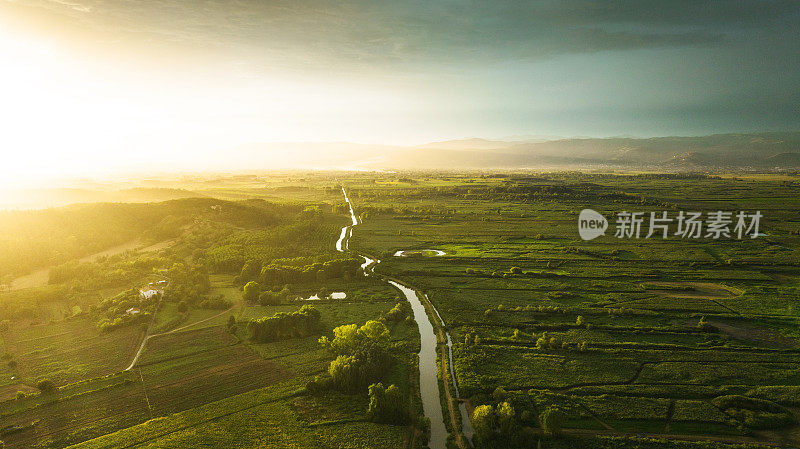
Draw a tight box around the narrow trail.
[125,305,234,371]
[338,186,470,449]
[125,302,161,372]
[124,271,235,372]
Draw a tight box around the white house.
[139,289,159,300]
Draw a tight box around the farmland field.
[1,171,799,449]
[335,172,800,448]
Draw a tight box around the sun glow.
[0,26,156,187]
[0,22,427,190]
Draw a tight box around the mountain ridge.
[231,132,800,169]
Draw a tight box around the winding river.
[335,187,455,449]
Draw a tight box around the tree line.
[247,305,321,342]
[235,257,363,288]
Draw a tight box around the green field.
[1,171,798,449]
[344,172,800,447]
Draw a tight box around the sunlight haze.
[1,1,798,186]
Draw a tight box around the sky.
[0,0,799,184]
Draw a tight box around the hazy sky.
[1,0,799,182]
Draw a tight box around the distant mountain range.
[233,132,800,170]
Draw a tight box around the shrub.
[242,281,261,303]
[540,407,567,435]
[711,395,795,429]
[258,289,285,305]
[493,386,508,402]
[37,379,57,394]
[384,302,407,322]
[198,295,232,309]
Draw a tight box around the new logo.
[578,209,608,241]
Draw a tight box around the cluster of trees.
[95,288,156,332]
[317,321,393,393]
[48,261,96,285]
[0,202,157,279]
[197,294,232,310]
[462,329,589,351]
[163,262,232,310]
[712,395,795,429]
[206,219,342,273]
[242,281,292,306]
[96,311,150,333]
[383,302,409,323]
[248,305,321,342]
[2,197,286,281]
[366,382,407,424]
[534,332,589,351]
[356,183,672,208]
[235,257,363,288]
[473,392,566,448]
[162,262,210,304]
[473,402,522,447]
[46,255,167,292]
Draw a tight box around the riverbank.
[337,186,471,449]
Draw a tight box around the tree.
[322,321,389,355]
[358,320,389,344]
[473,404,497,446]
[540,407,567,436]
[328,355,359,392]
[238,259,261,284]
[37,379,57,394]
[242,281,261,303]
[258,289,283,306]
[384,302,407,322]
[322,324,358,354]
[576,315,584,326]
[227,315,236,332]
[177,301,188,313]
[496,402,521,445]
